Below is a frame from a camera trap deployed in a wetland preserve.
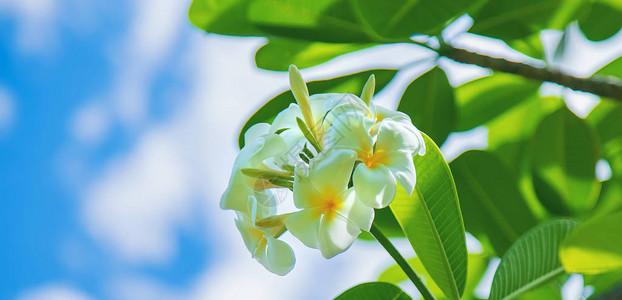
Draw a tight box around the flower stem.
[370,223,436,300]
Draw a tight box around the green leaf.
[247,0,376,43]
[579,2,622,41]
[247,0,478,43]
[450,150,539,256]
[390,134,467,299]
[513,275,568,300]
[489,219,579,300]
[378,254,489,300]
[470,0,563,41]
[397,67,456,145]
[583,269,622,299]
[507,33,545,59]
[255,39,372,71]
[188,0,263,36]
[592,177,622,218]
[595,56,622,78]
[351,0,478,39]
[333,282,412,300]
[530,107,602,215]
[487,96,564,171]
[587,99,622,172]
[238,69,397,148]
[560,211,622,274]
[455,73,540,132]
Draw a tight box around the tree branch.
[440,46,622,101]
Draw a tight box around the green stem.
[370,223,436,300]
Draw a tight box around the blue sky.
[1,1,621,299]
[0,1,422,298]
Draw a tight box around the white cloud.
[70,101,110,144]
[0,86,15,134]
[0,0,57,54]
[108,0,189,126]
[18,284,93,300]
[83,129,194,263]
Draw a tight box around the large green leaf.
[587,101,622,217]
[397,67,456,145]
[450,150,539,256]
[487,96,564,171]
[247,0,477,43]
[390,134,467,300]
[378,254,489,300]
[188,0,263,36]
[351,0,478,39]
[333,282,411,300]
[560,211,622,274]
[238,69,397,148]
[578,1,622,41]
[587,100,622,173]
[247,0,377,43]
[255,39,372,71]
[455,73,540,132]
[487,96,564,222]
[469,0,563,41]
[489,219,579,300]
[530,107,601,215]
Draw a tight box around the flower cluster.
[221,65,426,275]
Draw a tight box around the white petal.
[244,123,271,145]
[353,164,397,208]
[385,150,417,194]
[247,133,287,167]
[286,209,321,248]
[235,217,263,255]
[372,104,411,123]
[293,171,321,208]
[220,172,254,211]
[309,149,357,194]
[263,237,296,275]
[270,103,304,145]
[337,189,375,231]
[323,111,373,152]
[375,119,424,155]
[247,194,277,225]
[318,214,361,258]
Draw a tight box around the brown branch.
[441,46,622,101]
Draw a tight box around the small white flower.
[221,123,288,211]
[235,195,295,275]
[285,149,374,258]
[326,116,425,208]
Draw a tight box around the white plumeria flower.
[286,148,374,258]
[221,122,288,211]
[359,73,426,156]
[326,115,425,209]
[235,195,295,275]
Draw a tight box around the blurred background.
[1,0,621,299]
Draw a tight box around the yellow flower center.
[317,191,343,219]
[358,149,387,168]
